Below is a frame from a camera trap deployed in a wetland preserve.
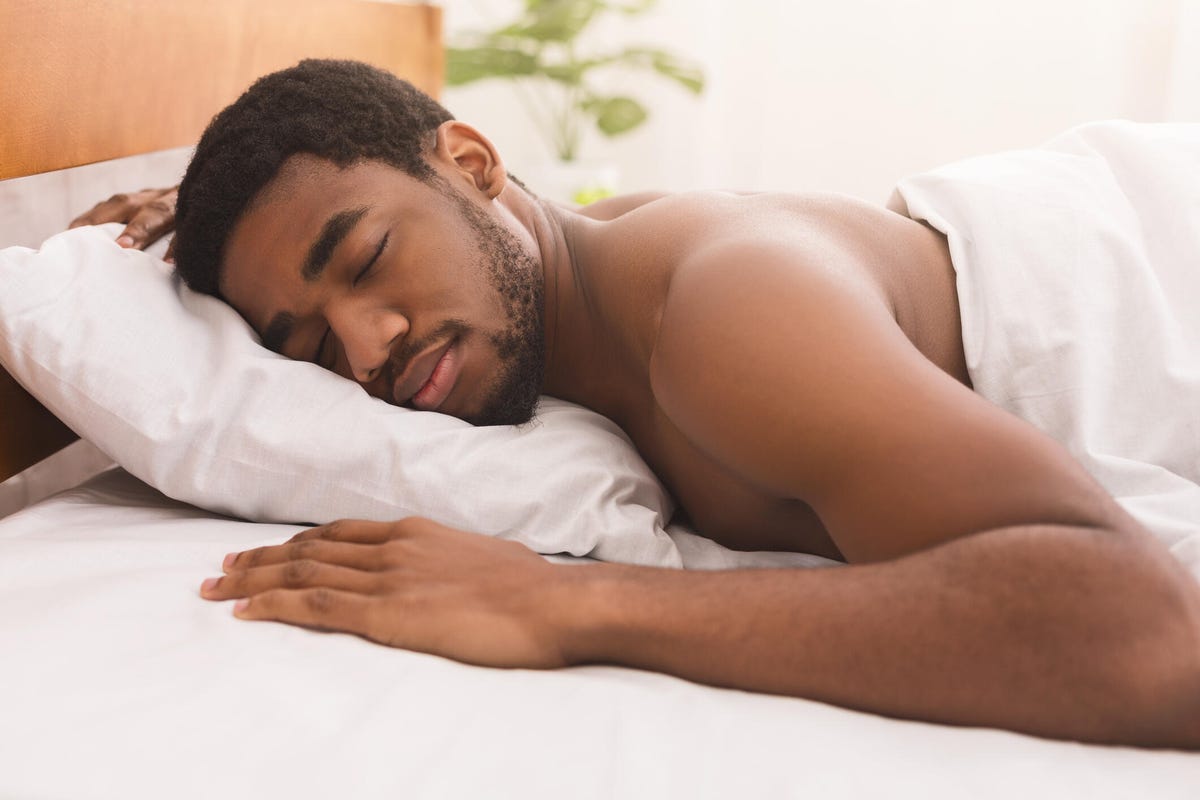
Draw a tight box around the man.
[72,60,1200,748]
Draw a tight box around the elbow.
[1112,538,1200,750]
[1129,623,1200,750]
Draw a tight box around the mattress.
[0,467,1197,799]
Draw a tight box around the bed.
[1,1,1198,797]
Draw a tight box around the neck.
[494,185,636,423]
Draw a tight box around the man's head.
[174,59,546,426]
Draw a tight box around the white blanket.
[895,121,1200,579]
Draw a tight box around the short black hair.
[173,59,455,298]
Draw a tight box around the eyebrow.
[302,205,370,282]
[259,205,371,355]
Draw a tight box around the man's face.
[219,154,545,426]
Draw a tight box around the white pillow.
[0,224,684,565]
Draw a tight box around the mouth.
[393,338,461,411]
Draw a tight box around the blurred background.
[434,0,1200,204]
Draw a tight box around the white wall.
[439,0,1196,203]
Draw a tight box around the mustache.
[384,318,470,387]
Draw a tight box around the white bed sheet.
[0,468,1196,799]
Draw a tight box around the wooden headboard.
[0,0,443,482]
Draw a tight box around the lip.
[393,339,459,411]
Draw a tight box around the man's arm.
[554,522,1200,748]
[204,513,1200,748]
[635,218,1200,745]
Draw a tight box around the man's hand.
[69,186,178,259]
[200,517,572,669]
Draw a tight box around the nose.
[326,300,409,384]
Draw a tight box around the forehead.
[218,155,417,328]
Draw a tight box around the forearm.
[551,524,1200,748]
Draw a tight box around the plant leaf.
[583,95,648,136]
[445,47,540,86]
[601,0,658,14]
[542,62,588,85]
[502,0,603,43]
[649,51,705,94]
[615,47,705,93]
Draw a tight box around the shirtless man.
[73,60,1200,748]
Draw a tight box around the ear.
[432,120,508,200]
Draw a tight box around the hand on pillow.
[69,186,178,257]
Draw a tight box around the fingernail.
[233,599,250,615]
[222,552,237,570]
[116,235,134,247]
[200,577,220,594]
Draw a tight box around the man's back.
[559,189,1123,563]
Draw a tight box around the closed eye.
[312,232,390,365]
[313,328,332,366]
[353,232,389,287]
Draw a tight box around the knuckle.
[107,192,130,205]
[305,588,335,614]
[253,589,281,611]
[282,559,317,587]
[144,199,175,216]
[324,520,346,540]
[245,547,266,568]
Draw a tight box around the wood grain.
[0,0,442,482]
[0,0,443,179]
[0,369,79,482]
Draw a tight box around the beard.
[443,186,546,427]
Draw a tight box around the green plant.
[446,0,705,163]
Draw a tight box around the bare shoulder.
[647,199,1141,562]
[574,190,672,221]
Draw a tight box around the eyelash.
[314,232,390,365]
[353,232,389,287]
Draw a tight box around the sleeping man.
[72,60,1200,748]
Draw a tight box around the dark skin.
[74,121,1200,748]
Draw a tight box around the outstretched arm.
[559,521,1200,749]
[201,515,1200,748]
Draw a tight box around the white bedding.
[1,468,1197,799]
[894,120,1200,580]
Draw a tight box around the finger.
[223,538,385,573]
[68,191,147,230]
[201,560,377,600]
[288,519,398,545]
[232,587,375,637]
[118,196,177,249]
[68,187,173,233]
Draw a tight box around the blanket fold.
[895,121,1200,578]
